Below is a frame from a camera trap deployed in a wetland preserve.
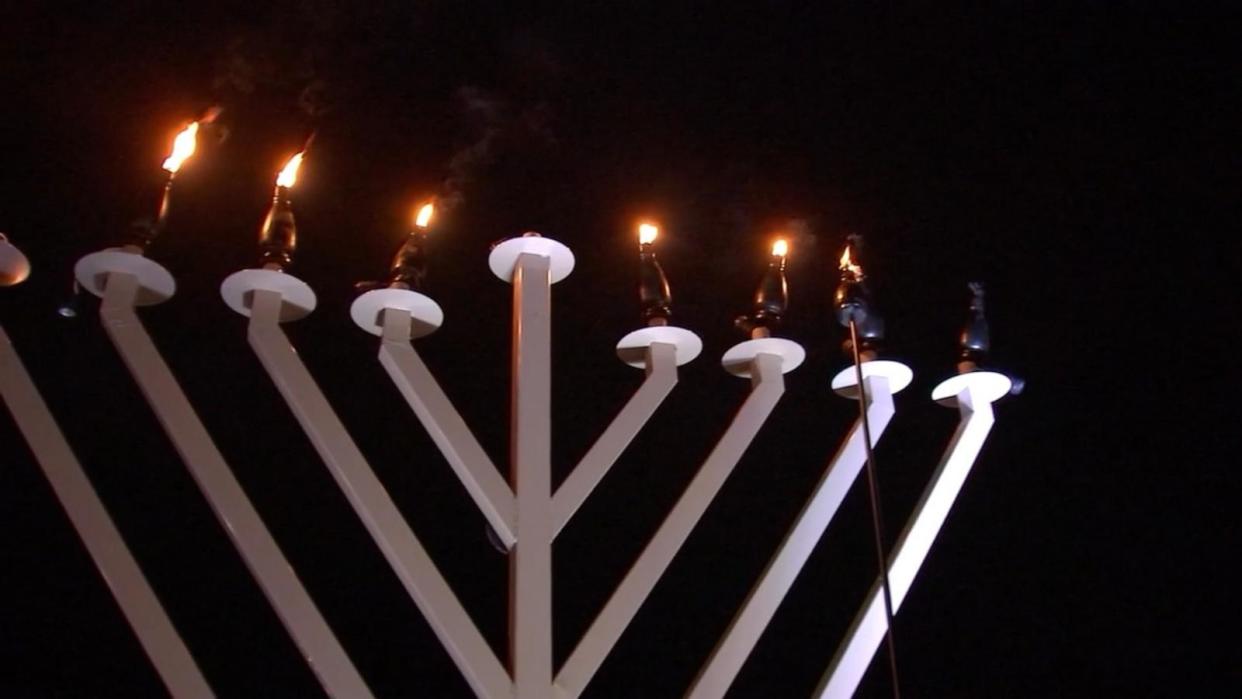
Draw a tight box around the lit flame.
[161,122,199,174]
[638,222,659,245]
[771,238,789,258]
[276,152,305,189]
[840,246,863,277]
[414,202,435,229]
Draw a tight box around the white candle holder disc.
[351,288,444,338]
[221,268,316,322]
[488,234,575,283]
[75,250,176,306]
[615,326,702,368]
[830,360,914,399]
[721,337,806,377]
[931,370,1012,406]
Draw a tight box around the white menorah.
[0,233,1013,698]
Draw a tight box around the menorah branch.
[687,368,905,699]
[94,268,372,699]
[557,351,787,699]
[377,307,517,549]
[0,324,213,699]
[815,374,1006,698]
[552,341,679,537]
[244,286,511,699]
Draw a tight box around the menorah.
[0,122,1016,698]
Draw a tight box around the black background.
[1,3,1235,697]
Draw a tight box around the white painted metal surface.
[720,337,806,376]
[377,307,517,549]
[97,270,371,699]
[488,234,574,283]
[615,326,702,367]
[220,268,316,321]
[931,370,1011,406]
[553,341,679,536]
[831,360,914,398]
[510,253,556,699]
[0,324,214,698]
[244,287,511,699]
[686,371,905,699]
[815,373,1005,699]
[352,287,444,338]
[75,250,175,305]
[557,351,788,699]
[22,230,1013,699]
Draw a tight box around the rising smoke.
[208,7,561,210]
[436,86,557,212]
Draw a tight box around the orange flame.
[840,245,863,277]
[771,238,789,258]
[276,152,305,189]
[161,122,199,174]
[414,202,435,229]
[638,222,659,245]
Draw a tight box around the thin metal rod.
[848,318,901,699]
[685,374,896,699]
[378,308,517,549]
[816,386,997,698]
[0,324,214,699]
[552,341,678,537]
[98,272,371,699]
[246,288,511,699]
[557,352,786,699]
[511,253,554,699]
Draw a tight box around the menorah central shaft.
[511,252,554,697]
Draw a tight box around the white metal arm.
[378,307,517,549]
[556,352,787,699]
[552,341,679,537]
[246,288,511,699]
[816,377,1003,698]
[99,272,371,699]
[1,323,214,698]
[686,373,899,698]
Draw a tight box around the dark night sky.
[1,3,1236,697]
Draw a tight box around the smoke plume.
[436,86,556,212]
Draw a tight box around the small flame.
[276,152,305,189]
[415,202,435,229]
[162,122,199,174]
[840,246,863,277]
[638,222,659,245]
[771,238,789,258]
